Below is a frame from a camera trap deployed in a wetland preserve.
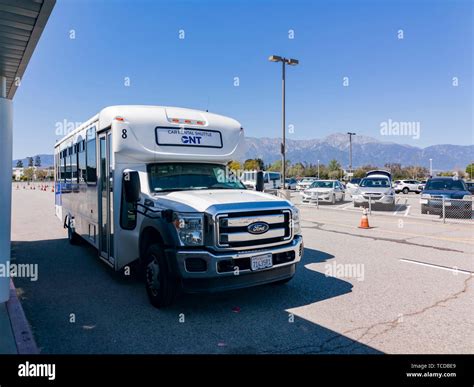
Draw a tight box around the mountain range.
[12,133,473,171]
[243,133,473,170]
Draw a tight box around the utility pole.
[347,132,356,173]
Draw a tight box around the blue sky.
[12,0,473,158]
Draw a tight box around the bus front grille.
[216,209,292,249]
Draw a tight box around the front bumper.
[421,199,472,213]
[169,235,303,293]
[301,193,333,202]
[353,194,394,205]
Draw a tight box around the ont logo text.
[181,135,202,144]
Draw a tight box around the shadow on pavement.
[11,239,382,355]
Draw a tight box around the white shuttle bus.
[54,106,303,307]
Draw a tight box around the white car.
[346,178,362,196]
[296,178,317,191]
[394,180,422,194]
[301,180,345,204]
[352,170,395,210]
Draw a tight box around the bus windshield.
[148,163,246,192]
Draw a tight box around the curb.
[6,279,39,354]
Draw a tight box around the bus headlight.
[292,207,301,235]
[173,213,204,246]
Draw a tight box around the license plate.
[250,253,273,271]
[420,199,428,204]
[445,202,452,206]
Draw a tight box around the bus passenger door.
[98,131,114,264]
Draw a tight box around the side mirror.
[256,171,264,192]
[123,171,141,202]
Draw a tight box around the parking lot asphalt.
[11,188,474,354]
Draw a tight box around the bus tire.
[144,244,178,308]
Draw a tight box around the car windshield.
[360,178,390,188]
[425,179,466,191]
[148,163,246,192]
[350,178,361,184]
[310,181,334,188]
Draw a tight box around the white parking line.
[400,258,473,275]
[404,205,411,217]
[339,202,354,210]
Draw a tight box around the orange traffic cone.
[359,208,370,229]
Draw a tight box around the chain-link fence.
[391,195,473,224]
[294,191,474,225]
[418,196,473,224]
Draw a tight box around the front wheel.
[402,187,409,194]
[331,194,336,204]
[144,244,178,308]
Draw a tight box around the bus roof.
[54,105,245,163]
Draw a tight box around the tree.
[27,157,34,167]
[36,169,48,180]
[23,167,35,181]
[16,160,23,168]
[403,165,428,180]
[466,163,474,180]
[327,159,341,172]
[227,160,242,172]
[353,165,377,178]
[287,162,305,178]
[34,155,41,167]
[243,159,263,170]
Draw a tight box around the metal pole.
[317,160,320,179]
[0,76,13,303]
[349,134,353,172]
[442,196,446,223]
[429,159,433,177]
[282,61,286,187]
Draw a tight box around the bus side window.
[86,127,97,185]
[120,185,137,230]
[78,140,86,183]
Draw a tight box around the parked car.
[346,178,361,196]
[465,181,474,195]
[394,180,422,194]
[241,171,282,190]
[301,180,345,204]
[420,177,472,218]
[296,177,317,191]
[285,178,297,190]
[352,170,395,210]
[418,180,427,191]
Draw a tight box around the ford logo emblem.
[247,222,270,235]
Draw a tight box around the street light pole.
[269,55,299,191]
[347,132,356,173]
[429,158,433,177]
[282,60,286,187]
[317,159,320,179]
